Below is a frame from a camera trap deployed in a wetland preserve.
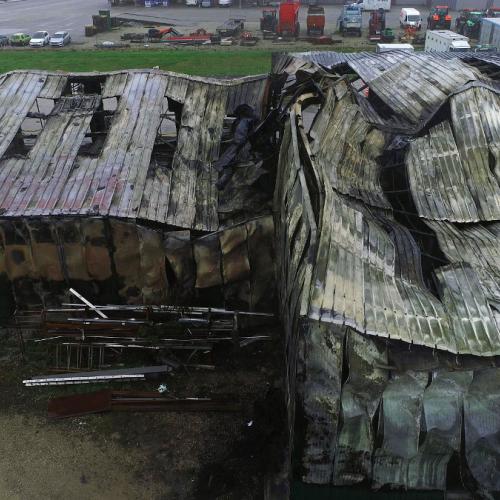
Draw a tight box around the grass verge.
[0,47,275,76]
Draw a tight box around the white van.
[400,8,422,30]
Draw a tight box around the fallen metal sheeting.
[23,365,172,386]
[48,390,241,419]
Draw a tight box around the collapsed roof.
[0,51,500,496]
[0,70,275,310]
[274,51,500,494]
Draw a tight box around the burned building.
[1,51,500,498]
[273,51,500,496]
[0,70,275,314]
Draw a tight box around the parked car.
[49,31,71,47]
[185,0,200,5]
[219,0,233,6]
[0,35,9,47]
[10,33,31,46]
[29,31,50,47]
[201,0,211,7]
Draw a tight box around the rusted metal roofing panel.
[367,56,477,126]
[0,96,100,217]
[161,81,224,231]
[0,73,48,159]
[102,73,168,220]
[38,75,67,99]
[101,72,129,98]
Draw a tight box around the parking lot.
[0,0,460,46]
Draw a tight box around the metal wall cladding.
[274,117,319,465]
[299,321,344,484]
[0,70,270,232]
[0,215,275,311]
[333,330,388,485]
[294,325,500,493]
[464,368,500,492]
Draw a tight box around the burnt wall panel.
[109,219,142,304]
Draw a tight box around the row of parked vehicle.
[0,31,71,47]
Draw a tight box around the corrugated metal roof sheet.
[366,55,478,126]
[407,87,500,222]
[0,70,269,231]
[308,82,391,210]
[427,220,500,302]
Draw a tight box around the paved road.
[0,0,106,40]
[0,0,457,43]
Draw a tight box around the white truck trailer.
[424,30,471,52]
[356,0,391,12]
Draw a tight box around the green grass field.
[0,48,275,76]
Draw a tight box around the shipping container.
[479,17,500,48]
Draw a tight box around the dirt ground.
[0,328,285,499]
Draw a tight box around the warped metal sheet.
[308,189,455,353]
[407,121,482,222]
[426,220,500,302]
[407,371,472,490]
[366,55,477,126]
[450,87,500,220]
[333,330,388,485]
[309,84,390,210]
[38,74,67,99]
[464,368,500,492]
[300,321,344,484]
[0,70,269,232]
[435,264,500,357]
[372,372,428,489]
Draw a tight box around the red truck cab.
[277,1,301,38]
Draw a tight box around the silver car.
[49,31,71,47]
